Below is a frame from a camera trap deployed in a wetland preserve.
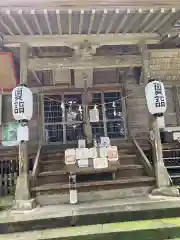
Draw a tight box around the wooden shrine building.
[0,0,180,207]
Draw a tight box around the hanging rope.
[43,82,147,108]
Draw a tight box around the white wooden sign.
[65,149,76,165]
[89,148,98,158]
[89,109,99,122]
[99,147,108,158]
[93,157,108,169]
[17,123,29,142]
[100,137,110,147]
[78,139,86,148]
[107,146,118,161]
[78,159,89,168]
[76,148,90,159]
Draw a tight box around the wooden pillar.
[139,42,178,196]
[83,73,93,146]
[39,92,45,143]
[139,41,150,85]
[172,86,180,126]
[14,43,36,209]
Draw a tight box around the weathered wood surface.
[28,55,142,70]
[31,144,155,199]
[164,87,178,127]
[0,0,179,7]
[125,77,149,139]
[150,49,180,81]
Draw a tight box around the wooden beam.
[4,33,160,47]
[0,0,180,9]
[139,41,150,84]
[20,42,28,83]
[28,55,141,70]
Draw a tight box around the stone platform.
[2,217,180,240]
[0,195,180,236]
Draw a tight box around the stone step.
[1,198,180,236]
[32,176,155,193]
[39,164,144,176]
[36,165,146,186]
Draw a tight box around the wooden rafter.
[136,9,154,32]
[18,9,33,35]
[141,8,165,32]
[6,9,23,35]
[0,17,14,35]
[44,9,52,35]
[56,9,62,35]
[78,9,84,35]
[31,9,43,35]
[115,9,130,33]
[152,8,176,32]
[105,9,119,34]
[88,9,95,34]
[68,9,72,35]
[97,9,107,34]
[124,9,142,33]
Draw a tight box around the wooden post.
[151,117,170,187]
[83,74,93,146]
[139,41,179,196]
[14,43,36,209]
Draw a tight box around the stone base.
[12,198,36,210]
[151,187,180,197]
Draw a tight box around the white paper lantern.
[12,85,33,121]
[145,80,167,115]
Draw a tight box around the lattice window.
[44,95,62,123]
[43,91,125,143]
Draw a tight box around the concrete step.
[2,218,180,240]
[1,198,180,236]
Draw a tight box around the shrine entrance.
[43,90,126,144]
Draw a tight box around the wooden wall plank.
[124,77,149,139]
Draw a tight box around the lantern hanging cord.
[43,83,147,108]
